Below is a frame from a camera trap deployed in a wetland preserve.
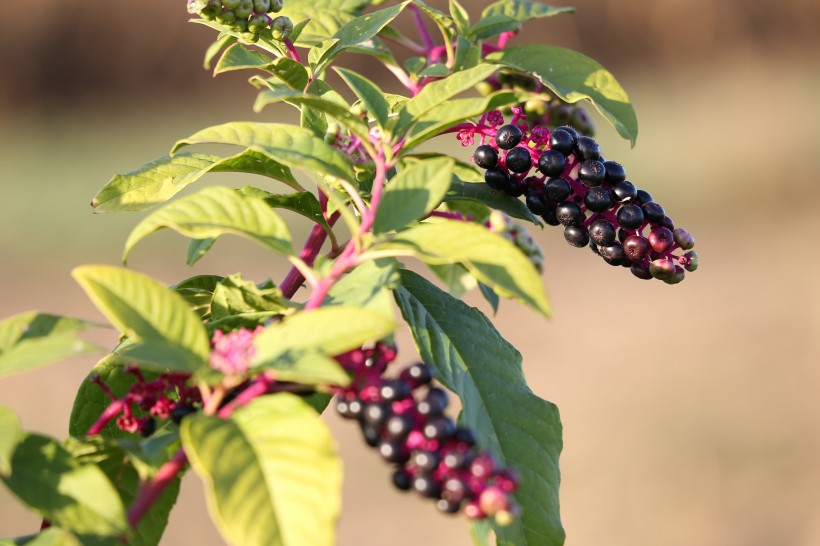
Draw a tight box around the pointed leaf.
[278,0,371,46]
[252,306,395,366]
[0,528,83,546]
[211,274,288,321]
[123,186,293,263]
[334,68,391,132]
[173,274,224,319]
[172,122,356,182]
[0,405,21,475]
[325,258,399,320]
[449,0,471,35]
[482,0,574,22]
[0,312,100,379]
[258,351,350,386]
[394,270,564,546]
[92,150,302,213]
[376,220,551,316]
[214,43,274,75]
[181,394,341,546]
[186,237,217,266]
[204,34,237,70]
[1,434,128,537]
[237,187,335,241]
[252,91,371,141]
[373,157,454,233]
[486,45,638,145]
[72,266,210,373]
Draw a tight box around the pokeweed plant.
[0,0,699,545]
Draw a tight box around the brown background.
[1,1,820,545]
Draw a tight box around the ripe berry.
[542,207,560,226]
[392,468,413,491]
[584,187,612,212]
[380,379,411,402]
[557,125,580,140]
[588,219,616,246]
[507,177,528,197]
[575,136,601,160]
[379,440,410,464]
[171,404,197,425]
[505,147,532,173]
[662,216,675,230]
[612,180,638,202]
[623,235,650,261]
[140,417,157,438]
[362,403,391,426]
[413,450,441,472]
[442,477,470,503]
[484,168,511,191]
[470,453,497,478]
[600,243,626,266]
[360,422,381,447]
[436,498,462,514]
[413,474,442,498]
[642,202,666,224]
[564,225,590,247]
[423,416,456,440]
[603,161,626,183]
[635,189,653,204]
[617,204,645,229]
[648,227,675,253]
[555,201,584,226]
[525,192,548,215]
[631,261,653,280]
[418,388,449,416]
[443,450,471,471]
[400,363,433,388]
[537,150,566,177]
[549,128,576,156]
[454,427,478,447]
[495,125,523,149]
[545,177,572,202]
[474,145,498,169]
[578,160,606,187]
[385,414,414,440]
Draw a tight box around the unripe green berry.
[247,14,269,32]
[232,18,248,31]
[268,0,284,12]
[200,0,222,18]
[474,81,494,96]
[254,0,271,12]
[270,16,293,40]
[682,250,698,272]
[649,258,676,280]
[217,9,237,23]
[673,227,695,250]
[235,0,254,18]
[222,0,241,8]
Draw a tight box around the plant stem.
[283,38,301,62]
[409,4,435,52]
[280,214,340,298]
[127,448,188,529]
[86,400,125,435]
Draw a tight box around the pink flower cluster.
[209,326,264,374]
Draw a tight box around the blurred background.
[2,0,820,544]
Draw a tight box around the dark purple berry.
[635,189,653,204]
[575,136,600,160]
[413,474,442,498]
[392,468,413,491]
[584,187,612,212]
[484,168,511,191]
[454,427,477,447]
[564,225,590,247]
[612,180,638,202]
[603,161,626,183]
[474,145,498,169]
[362,403,391,426]
[555,201,584,226]
[649,258,676,280]
[507,177,528,197]
[590,241,600,255]
[442,477,470,503]
[418,387,449,416]
[380,379,411,402]
[413,450,441,472]
[623,235,650,261]
[588,218,616,246]
[505,147,532,173]
[423,416,456,440]
[662,216,675,230]
[600,243,626,266]
[525,192,548,215]
[578,160,606,187]
[470,453,497,478]
[171,404,197,425]
[663,265,686,285]
[436,498,462,514]
[682,250,699,272]
[385,414,414,440]
[642,202,666,224]
[542,206,560,226]
[140,417,157,438]
[545,177,572,202]
[400,363,433,388]
[360,421,381,447]
[648,227,674,253]
[537,150,566,177]
[443,449,472,470]
[496,125,523,150]
[631,261,653,280]
[379,440,410,464]
[557,125,579,140]
[617,204,645,229]
[549,128,576,156]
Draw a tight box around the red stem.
[86,400,126,435]
[127,448,188,529]
[283,38,301,63]
[408,4,435,52]
[280,213,340,298]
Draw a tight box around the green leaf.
[252,306,395,366]
[1,434,128,537]
[449,0,471,35]
[334,68,391,132]
[0,312,100,379]
[0,405,21,475]
[211,274,289,321]
[258,351,350,386]
[376,220,551,316]
[237,187,335,242]
[481,0,574,22]
[172,122,356,182]
[418,63,450,78]
[0,528,83,546]
[214,43,274,75]
[309,1,410,77]
[394,270,564,546]
[278,0,371,46]
[72,266,210,373]
[392,64,499,138]
[122,186,293,263]
[478,281,500,314]
[486,45,638,145]
[373,157,454,234]
[325,258,399,320]
[453,36,481,71]
[252,90,371,142]
[173,274,224,319]
[186,237,217,267]
[63,436,180,546]
[180,394,341,546]
[403,90,525,150]
[92,150,303,213]
[204,34,237,70]
[265,57,311,90]
[429,263,476,298]
[446,178,541,224]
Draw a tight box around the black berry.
[564,225,590,247]
[505,147,532,173]
[525,192,548,215]
[399,363,433,388]
[588,219,616,246]
[603,161,626,183]
[549,128,576,156]
[474,145,498,169]
[600,243,625,266]
[537,150,566,177]
[545,177,572,202]
[484,168,511,191]
[555,201,584,226]
[496,125,523,149]
[617,204,645,229]
[623,235,650,261]
[612,180,638,202]
[584,187,612,212]
[418,388,449,416]
[392,468,413,491]
[575,136,600,160]
[642,202,666,224]
[578,160,606,187]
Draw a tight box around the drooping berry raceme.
[461,110,698,283]
[333,343,521,524]
[191,0,291,41]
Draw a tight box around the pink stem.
[86,400,126,436]
[497,31,516,50]
[127,448,188,529]
[217,373,276,418]
[408,4,435,52]
[280,213,340,298]
[283,38,301,62]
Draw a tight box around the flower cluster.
[334,343,520,523]
[210,326,264,375]
[188,0,293,40]
[463,110,698,283]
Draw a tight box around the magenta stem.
[86,400,126,436]
[283,38,301,63]
[408,4,435,52]
[127,449,188,529]
[280,213,340,298]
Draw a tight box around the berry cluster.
[91,367,201,437]
[464,110,698,283]
[188,0,293,40]
[334,343,520,523]
[487,210,544,272]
